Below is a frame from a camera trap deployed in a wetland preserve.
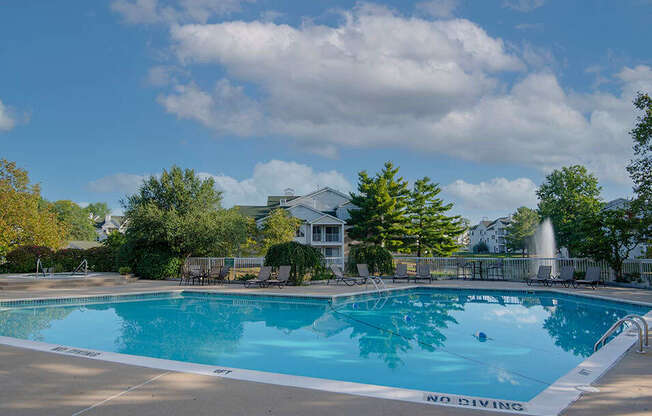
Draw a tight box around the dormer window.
[280,199,287,206]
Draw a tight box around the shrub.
[52,263,65,273]
[51,248,86,271]
[5,246,54,273]
[118,266,132,275]
[86,246,116,272]
[346,244,394,276]
[472,241,489,253]
[238,273,257,281]
[133,249,182,279]
[264,241,324,285]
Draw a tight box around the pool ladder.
[367,276,387,293]
[594,315,649,354]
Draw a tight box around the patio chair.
[245,266,272,288]
[393,263,409,283]
[179,263,193,286]
[218,265,231,283]
[456,258,472,279]
[573,266,602,289]
[267,265,291,288]
[414,263,432,283]
[207,265,222,285]
[526,265,552,286]
[328,264,365,286]
[548,265,574,288]
[486,260,505,280]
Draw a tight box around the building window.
[325,247,340,257]
[312,226,322,242]
[296,226,305,238]
[325,226,340,242]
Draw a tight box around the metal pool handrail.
[594,314,648,353]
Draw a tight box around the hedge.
[346,244,394,276]
[3,245,120,273]
[264,241,324,285]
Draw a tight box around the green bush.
[118,266,132,275]
[346,244,393,275]
[86,246,116,272]
[5,246,54,273]
[133,250,182,279]
[264,242,324,285]
[52,263,65,273]
[51,248,86,271]
[238,273,257,281]
[472,241,489,253]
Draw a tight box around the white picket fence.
[185,256,652,284]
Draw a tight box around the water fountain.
[533,218,557,275]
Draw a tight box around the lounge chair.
[548,265,574,288]
[245,266,271,288]
[393,263,409,283]
[328,264,365,286]
[267,265,291,288]
[179,263,192,286]
[414,263,432,283]
[573,266,602,289]
[526,265,552,286]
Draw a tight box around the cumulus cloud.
[87,160,353,208]
[444,177,538,211]
[88,173,148,194]
[503,0,545,12]
[416,0,460,18]
[111,0,253,24]
[0,99,16,131]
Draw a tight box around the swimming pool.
[0,288,649,413]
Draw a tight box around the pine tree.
[406,177,465,257]
[347,162,410,252]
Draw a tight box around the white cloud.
[502,0,545,12]
[88,173,148,194]
[416,0,460,18]
[444,177,538,211]
[152,6,650,184]
[0,99,16,131]
[111,0,253,24]
[87,160,353,208]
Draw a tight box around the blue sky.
[1,0,651,223]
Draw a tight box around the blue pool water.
[0,289,648,401]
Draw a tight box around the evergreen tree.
[626,92,651,221]
[406,177,465,257]
[347,162,410,252]
[505,207,539,256]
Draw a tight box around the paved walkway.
[0,280,651,416]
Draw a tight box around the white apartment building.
[468,217,512,253]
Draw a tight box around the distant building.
[468,217,512,253]
[603,198,648,259]
[95,215,128,241]
[237,187,356,263]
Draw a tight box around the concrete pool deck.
[1,279,651,416]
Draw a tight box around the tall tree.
[406,177,465,257]
[626,92,652,219]
[0,159,67,256]
[123,165,227,259]
[347,162,410,252]
[536,165,603,257]
[580,207,651,279]
[505,207,539,257]
[259,209,301,254]
[51,200,97,241]
[85,202,111,222]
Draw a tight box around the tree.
[122,166,240,268]
[627,93,652,209]
[51,200,97,241]
[406,177,465,257]
[0,159,67,256]
[580,207,650,280]
[347,162,410,252]
[505,207,539,256]
[536,165,603,257]
[85,202,110,222]
[259,209,301,254]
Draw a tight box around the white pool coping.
[0,286,650,416]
